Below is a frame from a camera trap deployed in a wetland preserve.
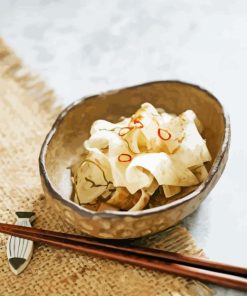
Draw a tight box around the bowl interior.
[43,81,226,205]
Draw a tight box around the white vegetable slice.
[85,129,126,152]
[85,131,131,188]
[85,129,153,194]
[107,187,140,210]
[146,178,159,196]
[73,147,113,204]
[109,144,134,188]
[86,148,113,181]
[124,166,153,194]
[121,124,151,154]
[90,120,117,135]
[129,189,150,211]
[162,185,181,198]
[172,120,211,168]
[192,164,209,182]
[129,102,162,151]
[123,128,142,154]
[106,187,130,210]
[90,118,130,135]
[160,112,176,123]
[126,153,199,190]
[154,115,184,154]
[75,161,111,204]
[181,110,204,133]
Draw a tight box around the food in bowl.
[39,81,229,239]
[71,102,211,212]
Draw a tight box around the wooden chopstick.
[1,223,246,278]
[0,223,247,291]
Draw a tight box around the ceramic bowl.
[39,81,230,239]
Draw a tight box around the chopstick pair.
[0,222,247,291]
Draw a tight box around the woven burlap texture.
[0,39,213,296]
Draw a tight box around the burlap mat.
[0,39,213,296]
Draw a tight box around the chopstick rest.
[6,212,35,275]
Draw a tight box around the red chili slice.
[133,119,144,128]
[118,127,133,136]
[118,153,132,162]
[129,119,144,129]
[157,128,172,141]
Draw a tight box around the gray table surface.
[1,1,247,295]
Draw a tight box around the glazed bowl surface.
[39,81,230,239]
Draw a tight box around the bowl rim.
[39,80,230,218]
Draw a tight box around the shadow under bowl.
[39,80,230,239]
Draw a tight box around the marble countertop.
[1,1,246,295]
